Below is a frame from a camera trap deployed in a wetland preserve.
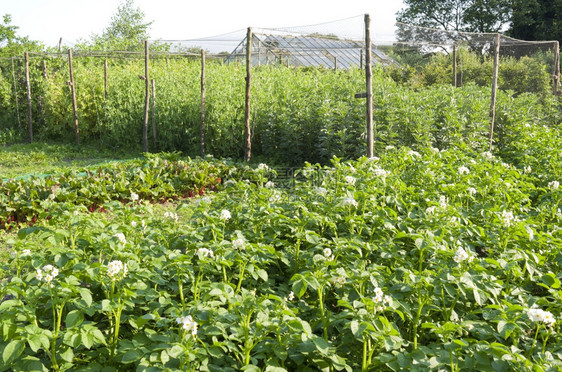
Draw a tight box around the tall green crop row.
[0,55,559,163]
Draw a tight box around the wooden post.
[553,41,560,95]
[452,43,457,87]
[143,40,150,153]
[200,49,206,157]
[151,79,157,151]
[42,60,48,79]
[489,33,501,151]
[24,52,33,143]
[364,14,374,158]
[68,48,80,145]
[11,57,21,128]
[334,56,338,71]
[244,28,252,162]
[58,38,62,52]
[104,58,108,99]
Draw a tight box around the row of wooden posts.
[18,15,561,158]
[18,15,377,160]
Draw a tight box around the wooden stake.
[200,49,206,157]
[24,52,33,143]
[68,48,80,145]
[42,60,48,79]
[104,58,108,99]
[143,40,150,153]
[364,14,374,158]
[453,43,457,87]
[244,28,252,162]
[553,41,560,95]
[489,33,501,151]
[334,56,338,71]
[151,79,157,151]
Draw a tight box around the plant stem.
[193,271,203,301]
[317,285,328,340]
[362,336,369,372]
[177,270,185,311]
[50,305,60,371]
[111,301,123,357]
[236,261,246,293]
[222,265,228,283]
[413,296,425,350]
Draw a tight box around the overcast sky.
[3,0,405,49]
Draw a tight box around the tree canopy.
[508,0,561,43]
[397,0,560,43]
[90,0,153,51]
[396,0,511,33]
[0,14,43,56]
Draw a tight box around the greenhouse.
[226,31,396,69]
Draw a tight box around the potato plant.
[1,129,560,370]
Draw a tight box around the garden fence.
[0,14,559,162]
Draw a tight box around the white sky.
[2,0,405,50]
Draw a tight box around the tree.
[0,14,43,56]
[508,0,562,43]
[91,0,153,51]
[396,0,511,33]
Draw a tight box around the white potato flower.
[341,197,358,208]
[458,166,470,175]
[527,308,556,327]
[220,210,231,220]
[197,248,214,259]
[107,260,128,280]
[345,176,356,186]
[114,233,127,245]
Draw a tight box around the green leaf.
[81,329,94,349]
[167,345,184,359]
[91,328,106,345]
[79,288,93,307]
[292,278,307,298]
[312,337,330,355]
[473,288,482,306]
[350,320,368,339]
[305,231,320,245]
[2,339,25,365]
[66,310,84,328]
[27,334,50,353]
[60,347,74,363]
[241,366,260,372]
[541,273,561,289]
[101,299,111,312]
[160,350,169,365]
[265,367,288,372]
[207,346,224,358]
[257,269,268,282]
[121,350,141,364]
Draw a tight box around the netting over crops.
[0,15,559,161]
[392,23,560,92]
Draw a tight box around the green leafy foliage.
[0,54,557,165]
[0,131,560,370]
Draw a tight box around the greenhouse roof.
[227,33,395,69]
